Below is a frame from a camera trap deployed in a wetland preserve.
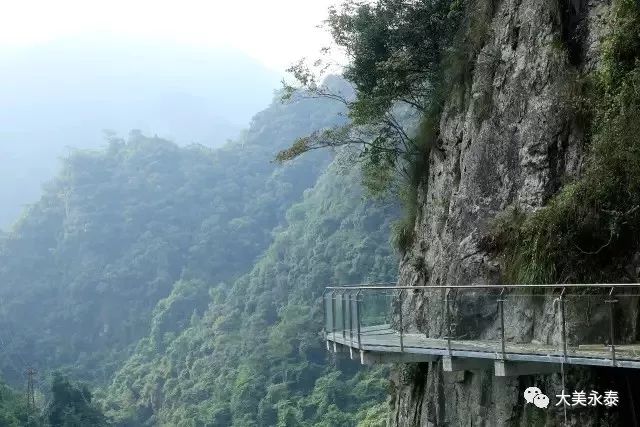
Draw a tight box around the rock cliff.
[390,0,640,425]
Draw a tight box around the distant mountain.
[0,37,282,229]
[0,91,344,385]
[0,80,397,426]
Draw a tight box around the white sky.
[0,0,342,72]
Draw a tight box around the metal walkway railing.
[323,284,640,369]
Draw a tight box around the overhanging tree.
[278,0,463,194]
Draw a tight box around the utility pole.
[25,367,37,426]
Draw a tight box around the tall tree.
[46,373,107,427]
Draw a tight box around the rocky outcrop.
[390,0,640,425]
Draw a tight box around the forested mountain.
[3,0,636,424]
[0,79,400,425]
[0,91,344,385]
[101,158,398,426]
[0,38,281,229]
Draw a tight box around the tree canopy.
[46,373,107,427]
[278,0,463,194]
[0,93,344,385]
[101,155,399,426]
[0,84,398,426]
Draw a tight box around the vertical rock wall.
[390,0,640,425]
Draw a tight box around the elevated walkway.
[323,284,640,376]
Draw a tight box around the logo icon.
[524,386,542,404]
[533,393,550,408]
[524,386,549,408]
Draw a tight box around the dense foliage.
[278,0,497,256]
[0,379,28,426]
[0,92,343,384]
[101,158,398,426]
[45,373,108,427]
[279,0,464,194]
[0,373,106,427]
[0,80,399,425]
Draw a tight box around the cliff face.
[391,0,640,425]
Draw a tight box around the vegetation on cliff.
[278,0,475,254]
[492,0,640,284]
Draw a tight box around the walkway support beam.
[443,356,492,372]
[495,360,561,377]
[360,350,438,365]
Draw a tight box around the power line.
[0,305,50,421]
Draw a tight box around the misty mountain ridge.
[0,36,282,229]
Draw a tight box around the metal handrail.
[323,283,640,370]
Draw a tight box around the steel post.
[322,289,328,341]
[446,290,452,355]
[348,292,354,346]
[499,288,506,360]
[342,291,347,340]
[331,291,336,343]
[399,289,404,352]
[356,290,362,349]
[559,287,568,362]
[606,287,617,366]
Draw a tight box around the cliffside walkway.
[323,284,640,375]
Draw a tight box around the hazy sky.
[0,0,348,229]
[0,0,342,72]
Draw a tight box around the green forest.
[5,0,638,424]
[0,0,469,424]
[0,79,399,425]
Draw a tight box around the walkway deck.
[324,284,640,375]
[327,325,640,373]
